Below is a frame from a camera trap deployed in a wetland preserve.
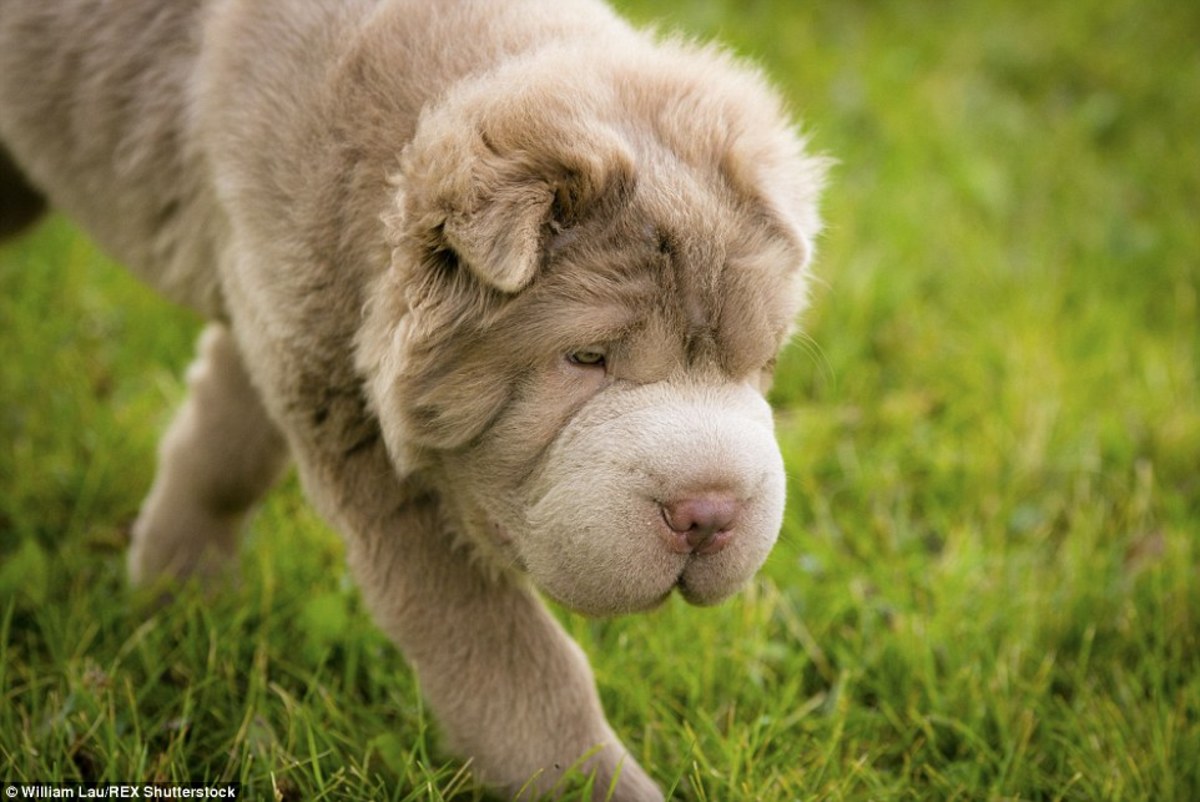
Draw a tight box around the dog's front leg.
[312,461,662,801]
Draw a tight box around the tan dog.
[0,0,826,798]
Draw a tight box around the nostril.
[661,495,740,554]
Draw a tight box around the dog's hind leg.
[0,144,46,241]
[129,322,289,587]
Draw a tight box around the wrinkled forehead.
[508,184,808,381]
[642,201,806,378]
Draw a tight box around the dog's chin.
[673,562,748,607]
[526,553,754,617]
[522,554,675,617]
[549,587,676,618]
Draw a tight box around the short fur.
[0,0,826,798]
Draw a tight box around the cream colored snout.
[521,381,786,616]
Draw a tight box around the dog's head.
[357,41,826,615]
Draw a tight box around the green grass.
[2,0,1198,799]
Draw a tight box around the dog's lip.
[674,555,733,606]
[673,558,698,597]
[674,571,699,605]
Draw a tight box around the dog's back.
[0,0,226,312]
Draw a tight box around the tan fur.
[0,0,827,798]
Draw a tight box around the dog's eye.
[567,348,607,368]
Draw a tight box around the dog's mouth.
[483,505,753,613]
[673,562,705,605]
[673,571,692,601]
[672,551,748,607]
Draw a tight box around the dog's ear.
[438,144,556,294]
[398,105,636,294]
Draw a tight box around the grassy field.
[2,0,1198,799]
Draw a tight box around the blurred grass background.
[2,0,1197,799]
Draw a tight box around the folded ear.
[397,98,636,294]
[439,150,557,294]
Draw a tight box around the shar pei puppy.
[0,0,827,798]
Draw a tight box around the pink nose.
[660,494,740,555]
